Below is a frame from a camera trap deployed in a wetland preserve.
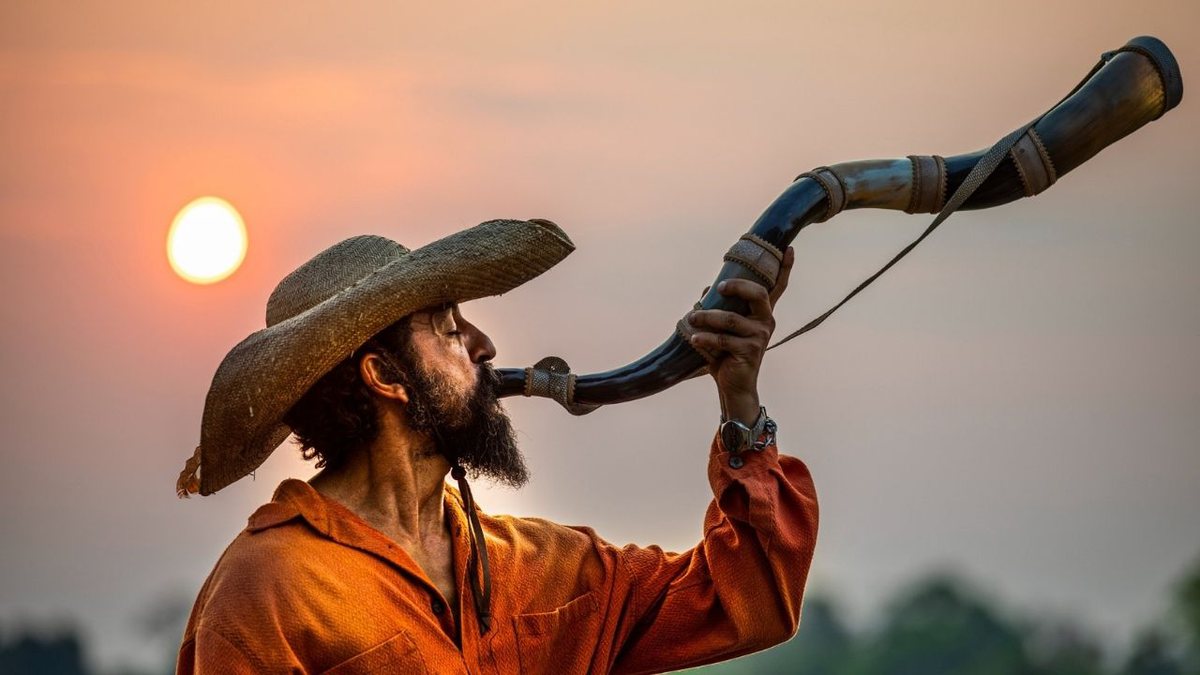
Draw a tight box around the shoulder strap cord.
[451,464,493,635]
[767,50,1117,351]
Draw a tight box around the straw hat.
[177,218,575,496]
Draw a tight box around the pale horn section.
[829,158,914,210]
[812,156,948,215]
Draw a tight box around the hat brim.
[195,218,574,495]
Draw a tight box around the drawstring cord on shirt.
[452,464,493,634]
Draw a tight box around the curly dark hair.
[283,317,413,470]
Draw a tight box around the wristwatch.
[719,406,777,455]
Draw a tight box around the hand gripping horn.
[497,36,1183,415]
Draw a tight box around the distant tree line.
[0,631,89,675]
[3,556,1198,674]
[699,556,1200,675]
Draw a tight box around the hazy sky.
[2,1,1198,670]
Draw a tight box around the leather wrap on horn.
[498,36,1182,415]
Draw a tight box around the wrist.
[722,391,760,425]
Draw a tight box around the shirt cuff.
[708,430,779,482]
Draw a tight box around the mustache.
[478,362,502,395]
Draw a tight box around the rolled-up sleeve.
[610,433,819,674]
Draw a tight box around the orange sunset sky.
[2,1,1198,670]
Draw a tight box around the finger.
[768,246,795,309]
[698,285,711,301]
[688,309,767,339]
[688,330,764,357]
[717,278,773,320]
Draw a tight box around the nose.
[462,318,497,364]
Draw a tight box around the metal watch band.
[719,407,774,455]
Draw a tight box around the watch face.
[721,420,749,453]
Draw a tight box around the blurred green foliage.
[0,630,89,675]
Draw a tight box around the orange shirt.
[177,435,818,674]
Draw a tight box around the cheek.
[441,358,477,398]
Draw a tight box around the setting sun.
[167,197,248,284]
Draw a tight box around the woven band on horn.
[522,356,598,415]
[905,155,948,214]
[723,233,785,287]
[795,166,847,222]
[1009,128,1058,197]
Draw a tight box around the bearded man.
[175,218,818,674]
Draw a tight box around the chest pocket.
[322,630,427,675]
[514,591,602,674]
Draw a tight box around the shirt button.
[729,455,745,469]
[431,598,446,615]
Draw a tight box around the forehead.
[409,302,460,331]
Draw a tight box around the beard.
[401,357,528,489]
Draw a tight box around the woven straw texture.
[194,218,574,495]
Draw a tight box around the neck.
[308,409,450,545]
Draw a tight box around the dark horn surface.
[498,37,1182,412]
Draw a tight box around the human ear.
[359,352,410,403]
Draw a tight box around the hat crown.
[266,235,410,327]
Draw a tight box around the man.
[176,218,818,674]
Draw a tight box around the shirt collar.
[245,478,470,542]
[245,479,315,533]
